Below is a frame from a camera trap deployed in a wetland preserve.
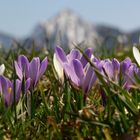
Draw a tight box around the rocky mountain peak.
[31,9,101,49]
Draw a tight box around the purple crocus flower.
[73,58,99,93]
[120,58,139,90]
[0,75,21,107]
[0,75,31,107]
[14,55,48,88]
[100,57,138,90]
[54,46,96,94]
[102,58,120,82]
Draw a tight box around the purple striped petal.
[136,68,140,77]
[103,61,114,79]
[15,79,22,102]
[29,57,40,87]
[55,46,68,65]
[123,65,135,90]
[82,66,95,93]
[73,59,84,81]
[39,57,48,79]
[112,58,120,81]
[25,78,31,91]
[121,57,132,74]
[14,61,23,80]
[112,58,120,73]
[80,48,93,67]
[0,76,12,106]
[64,63,80,86]
[17,55,29,78]
[67,49,81,62]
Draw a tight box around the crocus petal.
[128,65,135,78]
[136,68,140,77]
[121,57,132,74]
[73,59,84,81]
[0,76,10,95]
[55,46,68,65]
[82,66,95,93]
[80,48,93,68]
[18,55,30,78]
[15,79,22,102]
[64,63,80,86]
[0,64,5,75]
[38,57,48,79]
[14,61,23,80]
[0,75,7,94]
[133,46,140,66]
[112,58,120,73]
[103,61,114,79]
[123,65,136,90]
[67,49,81,62]
[25,78,31,91]
[29,57,40,87]
[112,58,120,81]
[0,76,12,106]
[92,57,100,63]
[53,53,64,83]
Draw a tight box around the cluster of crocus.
[54,46,97,94]
[0,55,48,107]
[1,45,140,107]
[14,55,48,88]
[96,57,140,90]
[54,46,140,95]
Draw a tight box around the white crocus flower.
[53,54,64,83]
[0,64,5,75]
[133,46,140,66]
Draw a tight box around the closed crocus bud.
[133,46,140,66]
[120,58,138,90]
[121,57,132,75]
[112,58,120,81]
[0,64,5,75]
[112,58,120,74]
[0,75,22,107]
[53,53,64,83]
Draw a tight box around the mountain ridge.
[1,9,140,49]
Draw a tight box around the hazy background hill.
[0,10,140,50]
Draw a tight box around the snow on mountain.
[0,9,140,50]
[31,9,102,49]
[31,10,131,50]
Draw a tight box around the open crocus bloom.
[0,64,5,75]
[14,55,48,88]
[54,46,96,94]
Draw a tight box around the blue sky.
[0,0,140,37]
